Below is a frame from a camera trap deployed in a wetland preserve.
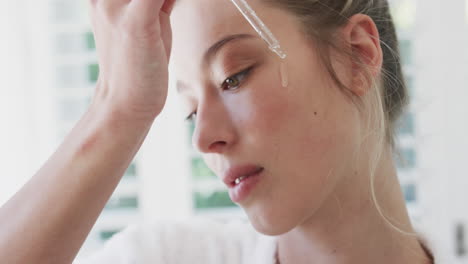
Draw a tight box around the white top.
[75,218,277,264]
[75,218,450,264]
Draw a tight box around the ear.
[341,14,383,96]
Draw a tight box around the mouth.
[233,168,263,186]
[224,165,264,203]
[223,165,264,188]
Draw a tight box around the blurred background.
[0,0,467,262]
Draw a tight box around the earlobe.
[342,14,383,96]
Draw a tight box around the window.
[191,157,237,210]
[391,0,416,30]
[99,230,120,241]
[396,147,416,169]
[59,98,89,121]
[188,123,240,211]
[85,31,96,51]
[194,191,237,209]
[399,39,412,66]
[398,112,415,135]
[55,33,84,54]
[402,183,417,203]
[88,63,99,83]
[56,65,86,87]
[192,157,216,180]
[188,121,195,142]
[124,163,137,178]
[105,196,139,210]
[404,74,415,98]
[50,0,79,22]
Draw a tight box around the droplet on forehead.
[279,61,288,88]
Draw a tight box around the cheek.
[222,57,358,165]
[235,60,357,177]
[228,72,291,142]
[222,59,329,153]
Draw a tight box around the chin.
[244,207,299,236]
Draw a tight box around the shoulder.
[75,217,277,264]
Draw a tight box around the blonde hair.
[265,0,413,234]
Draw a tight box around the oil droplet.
[279,62,289,88]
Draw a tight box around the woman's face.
[170,0,362,235]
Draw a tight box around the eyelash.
[185,112,197,122]
[185,66,254,122]
[220,66,253,91]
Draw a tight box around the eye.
[185,111,197,122]
[221,66,253,91]
[184,66,254,122]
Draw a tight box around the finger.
[161,0,176,14]
[130,0,164,18]
[159,11,172,60]
[93,0,130,17]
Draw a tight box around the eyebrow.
[176,33,256,94]
[204,33,255,63]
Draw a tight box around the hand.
[89,0,175,122]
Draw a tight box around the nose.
[192,98,237,154]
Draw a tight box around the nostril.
[208,141,227,153]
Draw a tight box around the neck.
[276,148,433,264]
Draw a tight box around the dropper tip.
[276,51,287,59]
[270,47,287,59]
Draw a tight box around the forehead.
[170,0,261,42]
[169,0,267,70]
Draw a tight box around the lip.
[222,165,264,188]
[223,165,264,203]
